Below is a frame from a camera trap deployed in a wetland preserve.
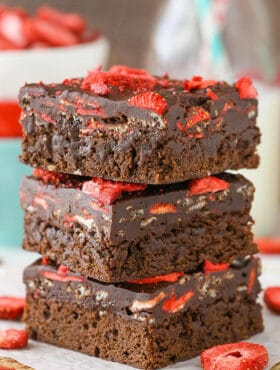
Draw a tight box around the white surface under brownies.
[0,248,279,370]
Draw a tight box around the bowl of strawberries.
[0,4,110,247]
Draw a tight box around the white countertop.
[0,248,279,370]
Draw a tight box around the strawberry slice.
[149,203,177,214]
[0,329,28,349]
[0,35,19,50]
[235,77,258,99]
[128,92,168,115]
[188,176,229,195]
[82,177,147,205]
[33,168,65,185]
[206,88,219,100]
[31,18,79,47]
[256,238,280,254]
[184,76,217,92]
[109,65,151,78]
[203,260,230,274]
[0,9,29,48]
[162,290,194,313]
[264,287,280,314]
[0,297,26,320]
[37,6,85,36]
[40,265,85,282]
[128,272,184,284]
[0,101,22,138]
[201,342,269,370]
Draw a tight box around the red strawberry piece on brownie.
[203,260,230,274]
[82,178,147,205]
[162,290,194,313]
[264,287,280,314]
[0,329,28,349]
[184,76,217,92]
[201,342,268,370]
[188,176,229,195]
[235,77,258,99]
[0,297,26,320]
[128,92,168,115]
[128,272,184,284]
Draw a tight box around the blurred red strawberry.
[0,8,29,49]
[0,101,22,138]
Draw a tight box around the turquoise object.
[0,139,31,247]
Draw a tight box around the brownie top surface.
[18,65,257,122]
[23,257,260,321]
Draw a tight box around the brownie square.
[20,170,257,282]
[23,257,263,369]
[18,67,260,184]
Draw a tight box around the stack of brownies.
[19,66,263,369]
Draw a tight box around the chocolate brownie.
[20,170,257,282]
[18,66,260,184]
[23,257,263,369]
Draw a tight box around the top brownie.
[19,65,260,184]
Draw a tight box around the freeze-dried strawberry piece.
[235,77,258,99]
[177,106,210,133]
[162,290,194,313]
[203,260,229,274]
[149,203,177,214]
[41,256,48,265]
[0,329,28,349]
[128,272,184,284]
[31,18,79,47]
[184,76,217,92]
[128,92,168,115]
[188,176,229,195]
[37,6,85,35]
[33,168,64,185]
[109,65,151,77]
[206,88,218,100]
[186,106,210,129]
[256,238,280,254]
[201,342,268,370]
[0,9,29,49]
[82,177,147,205]
[40,265,85,282]
[0,297,26,320]
[264,287,280,314]
[248,266,256,294]
[82,66,157,95]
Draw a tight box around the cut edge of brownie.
[23,256,263,369]
[19,69,260,184]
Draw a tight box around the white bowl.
[0,36,110,99]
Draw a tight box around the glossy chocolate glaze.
[20,173,254,245]
[18,76,260,184]
[23,257,261,324]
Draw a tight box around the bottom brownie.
[23,258,263,369]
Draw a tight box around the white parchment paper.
[0,248,279,370]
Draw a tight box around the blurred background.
[0,0,279,246]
